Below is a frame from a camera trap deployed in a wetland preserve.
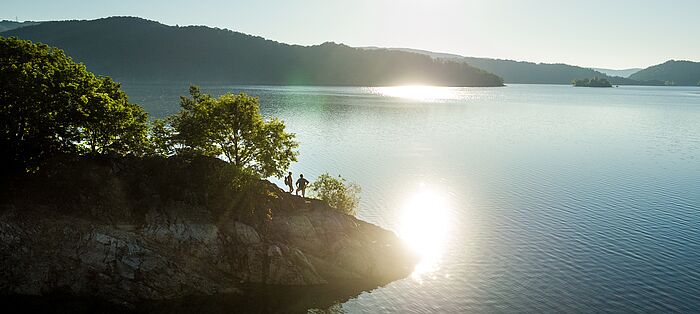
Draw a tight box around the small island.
[572,77,613,87]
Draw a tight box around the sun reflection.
[373,85,457,101]
[398,184,452,281]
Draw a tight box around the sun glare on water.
[398,184,453,281]
[373,85,457,101]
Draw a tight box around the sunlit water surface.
[124,83,700,313]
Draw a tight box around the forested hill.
[365,47,666,86]
[0,17,503,87]
[629,60,700,86]
[459,57,669,86]
[0,20,40,32]
[591,67,641,78]
[461,57,614,85]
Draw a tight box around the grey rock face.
[0,196,414,305]
[0,157,416,305]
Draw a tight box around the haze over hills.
[365,47,642,79]
[458,56,646,85]
[3,17,698,87]
[0,17,503,87]
[363,47,671,86]
[0,20,40,32]
[629,60,700,86]
[591,68,642,78]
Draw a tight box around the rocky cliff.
[0,156,416,310]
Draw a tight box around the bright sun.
[398,184,452,280]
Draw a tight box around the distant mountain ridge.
[4,17,696,87]
[363,47,670,86]
[629,60,700,86]
[591,68,642,78]
[0,17,503,87]
[0,20,40,32]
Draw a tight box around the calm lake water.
[123,83,700,313]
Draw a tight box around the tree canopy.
[2,36,361,217]
[0,36,148,173]
[2,37,298,180]
[164,86,299,178]
[78,76,149,155]
[572,77,612,87]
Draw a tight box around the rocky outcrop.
[0,156,416,307]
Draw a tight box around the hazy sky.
[3,0,699,69]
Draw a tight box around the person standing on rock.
[296,174,309,198]
[284,171,294,193]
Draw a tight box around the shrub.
[308,173,361,215]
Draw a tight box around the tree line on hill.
[460,57,668,86]
[629,60,700,86]
[0,17,700,86]
[572,77,612,87]
[2,17,697,88]
[0,17,503,87]
[372,47,699,86]
[0,20,39,32]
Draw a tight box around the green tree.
[78,76,149,155]
[170,86,298,178]
[308,173,361,216]
[149,118,175,156]
[572,77,612,87]
[1,36,88,172]
[0,37,150,172]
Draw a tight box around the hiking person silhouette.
[284,172,294,193]
[296,174,309,198]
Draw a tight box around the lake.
[123,83,700,313]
